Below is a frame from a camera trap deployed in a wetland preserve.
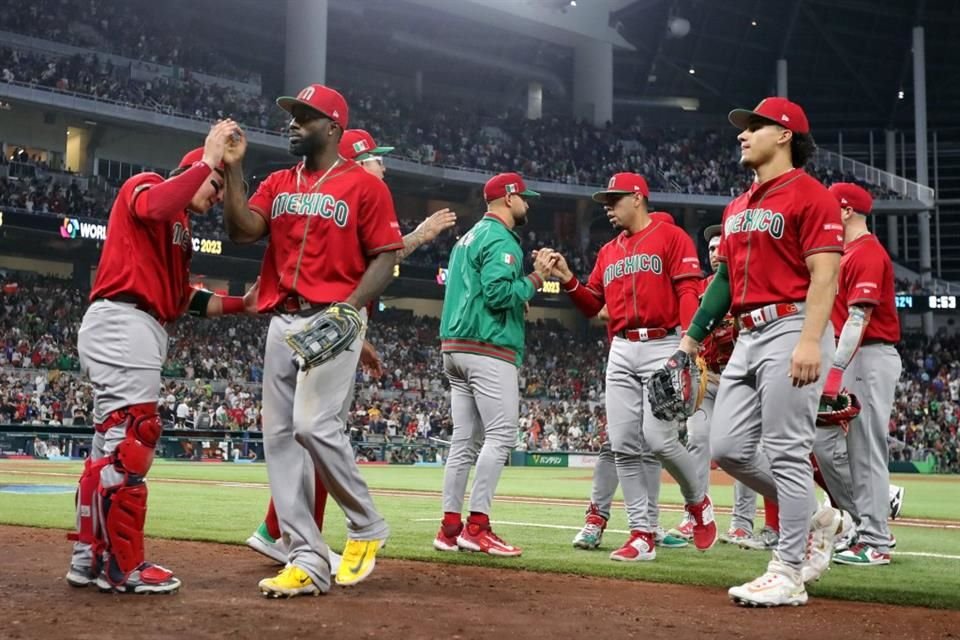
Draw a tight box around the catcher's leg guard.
[70,455,112,553]
[96,404,163,584]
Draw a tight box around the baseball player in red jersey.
[571,211,691,552]
[221,85,402,597]
[65,121,256,594]
[814,183,902,567]
[245,128,456,569]
[674,97,845,606]
[546,172,717,562]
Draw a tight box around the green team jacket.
[440,213,544,367]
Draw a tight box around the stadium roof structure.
[612,0,960,131]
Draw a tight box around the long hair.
[790,132,817,168]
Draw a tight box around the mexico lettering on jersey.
[716,168,843,315]
[583,220,701,334]
[89,172,193,323]
[248,160,403,312]
[830,233,900,343]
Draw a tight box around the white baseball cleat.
[889,485,905,520]
[328,549,342,575]
[246,525,288,565]
[729,555,808,607]
[833,509,856,553]
[802,505,842,583]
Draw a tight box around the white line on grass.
[412,518,960,561]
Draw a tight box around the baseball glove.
[647,350,708,422]
[816,390,861,430]
[285,302,363,371]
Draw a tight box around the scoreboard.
[895,294,959,312]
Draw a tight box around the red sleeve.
[668,228,703,281]
[359,175,403,256]
[715,202,735,263]
[131,165,210,222]
[800,186,844,258]
[248,171,281,222]
[676,278,701,330]
[584,254,605,295]
[562,251,605,317]
[843,248,884,307]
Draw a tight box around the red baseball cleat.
[457,523,522,557]
[609,530,656,562]
[685,495,719,551]
[433,523,462,552]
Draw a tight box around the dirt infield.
[1,526,958,640]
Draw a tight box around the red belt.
[737,303,800,332]
[618,327,676,342]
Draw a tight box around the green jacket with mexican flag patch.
[440,213,543,367]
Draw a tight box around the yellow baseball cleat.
[335,539,386,587]
[258,565,321,598]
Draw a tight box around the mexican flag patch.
[503,253,516,265]
[353,140,368,153]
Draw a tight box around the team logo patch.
[824,223,843,231]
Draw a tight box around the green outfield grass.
[1,460,958,609]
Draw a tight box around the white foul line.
[412,518,960,561]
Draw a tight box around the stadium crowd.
[0,0,258,82]
[1,274,957,471]
[2,41,899,198]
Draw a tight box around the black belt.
[278,295,331,316]
[101,294,163,323]
[861,338,896,346]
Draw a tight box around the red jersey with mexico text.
[585,220,701,335]
[248,160,404,312]
[89,172,193,323]
[716,168,843,315]
[830,234,900,343]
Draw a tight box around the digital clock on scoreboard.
[928,295,958,310]
[894,294,958,312]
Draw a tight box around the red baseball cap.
[829,182,873,215]
[483,172,540,202]
[592,173,650,203]
[728,97,810,134]
[276,84,349,129]
[650,211,674,225]
[339,129,394,161]
[178,147,223,170]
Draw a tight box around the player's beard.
[514,211,528,227]
[289,128,328,158]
